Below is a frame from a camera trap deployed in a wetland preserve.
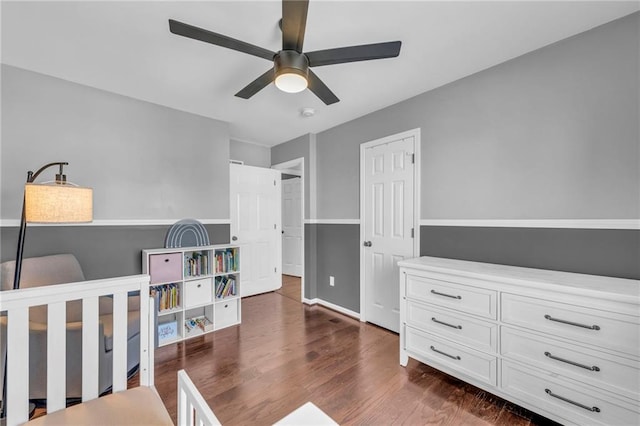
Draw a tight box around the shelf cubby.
[184,305,214,338]
[150,282,182,313]
[184,249,212,278]
[215,275,238,300]
[214,247,239,274]
[156,311,183,346]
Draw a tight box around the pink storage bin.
[149,252,182,284]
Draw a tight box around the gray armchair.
[0,254,141,401]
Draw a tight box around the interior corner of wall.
[309,134,318,220]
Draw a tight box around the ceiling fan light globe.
[275,72,308,93]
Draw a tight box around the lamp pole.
[1,162,68,420]
[12,162,68,290]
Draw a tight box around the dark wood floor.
[152,283,556,425]
[274,274,301,302]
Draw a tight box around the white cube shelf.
[143,244,241,346]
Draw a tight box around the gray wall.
[1,65,232,280]
[1,65,230,222]
[304,224,317,300]
[0,224,229,280]
[271,133,312,219]
[230,139,271,168]
[272,12,640,312]
[420,227,640,280]
[315,224,360,312]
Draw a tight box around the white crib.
[0,274,220,426]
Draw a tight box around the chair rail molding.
[0,219,232,227]
[419,219,640,230]
[304,219,360,225]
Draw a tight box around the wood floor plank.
[152,283,557,425]
[467,389,507,423]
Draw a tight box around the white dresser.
[398,256,640,426]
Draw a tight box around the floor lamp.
[1,162,93,420]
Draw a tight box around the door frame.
[359,128,421,323]
[272,157,305,302]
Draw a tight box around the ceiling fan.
[169,0,402,105]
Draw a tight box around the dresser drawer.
[406,301,497,353]
[405,326,497,386]
[501,326,639,400]
[502,361,639,426]
[184,278,213,308]
[149,252,182,284]
[406,275,497,319]
[502,293,639,357]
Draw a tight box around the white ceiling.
[2,1,638,147]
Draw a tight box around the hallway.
[275,274,301,302]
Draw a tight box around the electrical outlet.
[329,276,335,287]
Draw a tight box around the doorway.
[359,129,420,332]
[272,158,305,302]
[281,175,303,277]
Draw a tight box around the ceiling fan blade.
[307,70,339,105]
[235,68,275,99]
[282,0,309,52]
[306,41,402,67]
[169,19,275,61]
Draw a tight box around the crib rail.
[0,274,151,426]
[177,369,221,426]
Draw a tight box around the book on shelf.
[184,252,210,277]
[230,248,238,271]
[214,248,238,274]
[150,283,180,311]
[215,275,236,299]
[184,316,213,333]
[158,321,178,344]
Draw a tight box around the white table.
[274,402,338,425]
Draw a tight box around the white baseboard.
[304,219,360,225]
[303,297,360,320]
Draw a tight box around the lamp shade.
[24,182,93,223]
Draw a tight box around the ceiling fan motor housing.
[275,50,309,80]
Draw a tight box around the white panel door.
[282,177,303,277]
[363,136,415,332]
[230,164,282,297]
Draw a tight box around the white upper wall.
[1,65,230,222]
[313,12,639,220]
[230,139,271,168]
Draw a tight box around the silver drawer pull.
[431,317,462,330]
[545,389,600,413]
[544,352,600,372]
[430,289,462,300]
[430,345,461,360]
[544,314,600,330]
